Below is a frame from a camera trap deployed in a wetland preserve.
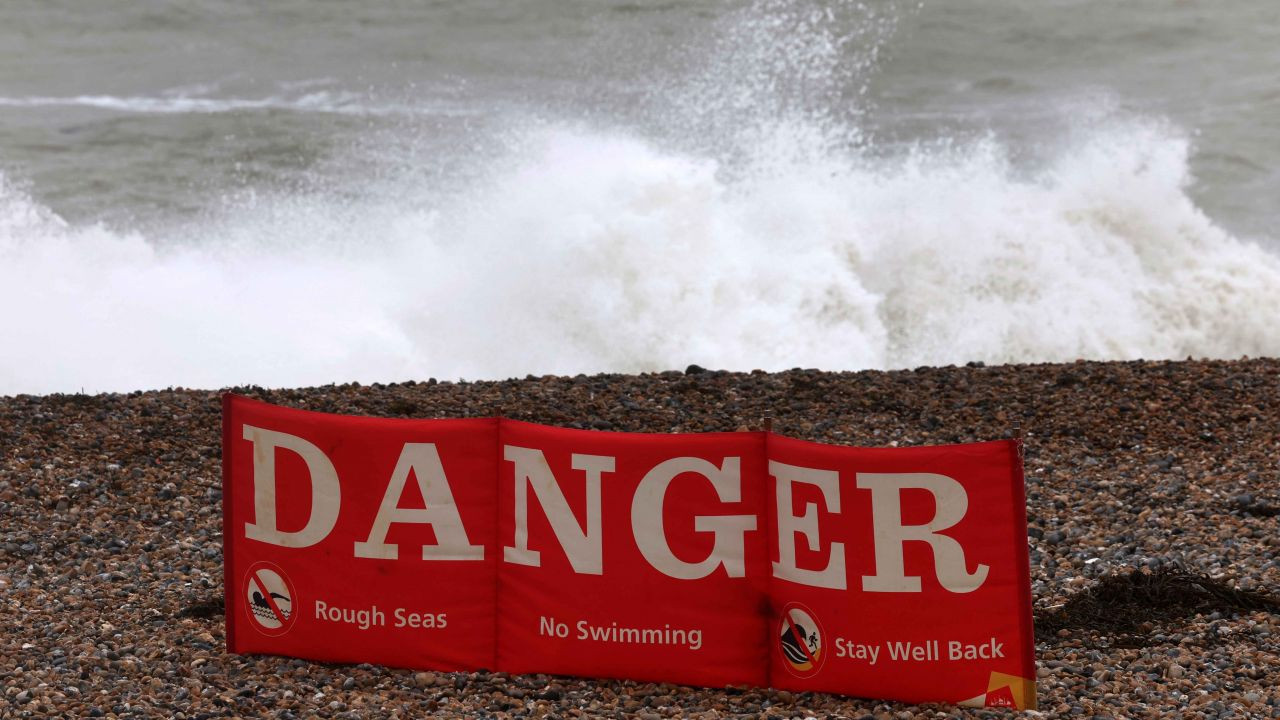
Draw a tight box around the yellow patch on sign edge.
[987,671,1037,711]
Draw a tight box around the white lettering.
[948,638,1005,660]
[503,447,613,574]
[770,461,846,589]
[242,425,341,548]
[314,600,385,630]
[858,473,989,593]
[541,616,569,638]
[393,607,445,628]
[834,638,880,664]
[354,443,484,561]
[631,457,756,580]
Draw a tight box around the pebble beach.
[2,358,1278,719]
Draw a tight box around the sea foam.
[2,113,1279,395]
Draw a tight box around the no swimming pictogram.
[778,603,824,678]
[244,561,297,636]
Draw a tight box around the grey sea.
[2,0,1279,394]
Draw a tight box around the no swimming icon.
[244,562,296,637]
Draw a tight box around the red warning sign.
[222,394,1036,709]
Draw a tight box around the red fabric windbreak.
[495,421,770,687]
[222,395,1035,708]
[765,435,1035,710]
[223,394,498,670]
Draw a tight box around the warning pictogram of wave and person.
[222,394,1036,710]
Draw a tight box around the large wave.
[3,110,1279,395]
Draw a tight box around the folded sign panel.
[765,435,1036,710]
[223,394,1035,709]
[223,399,498,670]
[497,420,770,688]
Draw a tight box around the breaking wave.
[3,112,1279,395]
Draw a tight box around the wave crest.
[2,115,1278,395]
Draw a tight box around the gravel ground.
[2,358,1278,719]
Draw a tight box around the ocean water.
[2,0,1278,395]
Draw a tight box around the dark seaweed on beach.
[1237,499,1280,517]
[177,597,225,620]
[1035,566,1280,645]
